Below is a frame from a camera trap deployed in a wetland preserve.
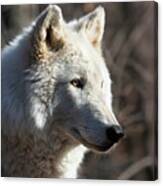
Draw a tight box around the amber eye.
[70,78,85,89]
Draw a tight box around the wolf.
[1,5,124,178]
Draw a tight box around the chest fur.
[59,145,87,178]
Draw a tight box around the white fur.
[60,145,87,178]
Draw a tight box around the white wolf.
[1,5,124,178]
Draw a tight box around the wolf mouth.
[70,128,114,152]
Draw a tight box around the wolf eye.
[70,78,85,89]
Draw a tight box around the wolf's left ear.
[32,5,65,61]
[78,6,105,51]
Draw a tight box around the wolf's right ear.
[32,5,65,62]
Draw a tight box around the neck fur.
[2,126,87,178]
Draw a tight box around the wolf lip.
[71,128,114,152]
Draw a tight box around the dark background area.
[1,2,158,180]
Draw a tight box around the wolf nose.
[106,125,124,143]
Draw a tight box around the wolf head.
[26,5,124,152]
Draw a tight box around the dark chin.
[92,143,114,152]
[70,128,114,152]
[83,141,115,153]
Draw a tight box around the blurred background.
[1,2,158,180]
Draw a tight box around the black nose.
[106,125,124,143]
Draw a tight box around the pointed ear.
[78,6,105,51]
[32,5,65,62]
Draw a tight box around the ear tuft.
[78,6,105,51]
[32,5,65,62]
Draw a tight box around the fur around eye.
[70,78,85,89]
